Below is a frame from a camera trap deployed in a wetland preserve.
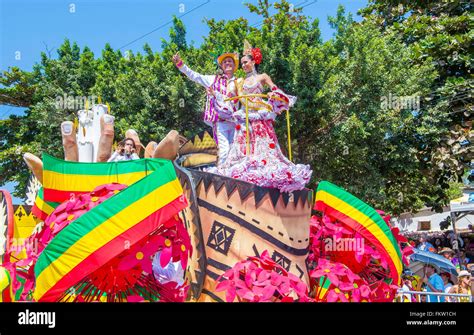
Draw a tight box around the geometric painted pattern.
[206,221,235,256]
[271,250,291,272]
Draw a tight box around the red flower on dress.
[235,124,241,130]
[269,143,275,149]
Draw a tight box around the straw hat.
[458,270,471,278]
[217,53,239,67]
[439,247,454,255]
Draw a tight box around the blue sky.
[0,0,367,203]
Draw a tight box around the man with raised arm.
[172,51,239,165]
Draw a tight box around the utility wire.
[118,0,211,50]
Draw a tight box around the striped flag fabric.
[315,181,402,285]
[32,187,60,221]
[42,153,167,203]
[33,159,187,301]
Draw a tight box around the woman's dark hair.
[119,137,136,149]
[242,54,259,72]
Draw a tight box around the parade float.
[0,101,412,303]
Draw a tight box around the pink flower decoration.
[215,272,247,302]
[127,295,145,302]
[391,226,408,244]
[118,234,163,274]
[326,287,348,302]
[370,281,399,302]
[216,250,309,302]
[310,259,348,287]
[402,245,414,266]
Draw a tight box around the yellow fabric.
[0,266,12,301]
[34,179,182,300]
[182,153,217,167]
[43,170,147,192]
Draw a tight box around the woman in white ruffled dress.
[210,42,312,193]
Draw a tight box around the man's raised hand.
[172,52,182,65]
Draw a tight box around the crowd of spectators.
[399,229,474,302]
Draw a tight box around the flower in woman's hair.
[252,48,262,65]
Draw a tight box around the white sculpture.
[77,104,112,162]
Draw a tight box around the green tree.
[359,0,473,209]
[0,0,470,216]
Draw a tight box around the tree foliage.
[0,0,471,215]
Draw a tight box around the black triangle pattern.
[186,169,312,209]
[213,177,226,195]
[224,178,238,196]
[237,182,253,201]
[300,190,307,208]
[193,173,203,189]
[203,174,213,192]
[196,130,210,143]
[293,192,301,207]
[254,188,268,207]
[269,188,280,207]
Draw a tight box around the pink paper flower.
[326,287,348,302]
[310,259,348,287]
[216,250,310,302]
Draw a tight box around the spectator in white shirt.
[108,138,139,162]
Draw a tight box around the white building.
[394,188,474,233]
